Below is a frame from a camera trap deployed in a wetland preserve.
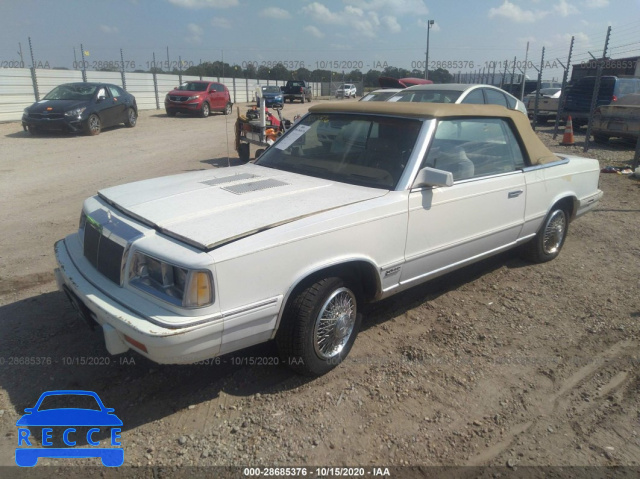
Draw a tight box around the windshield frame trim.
[395,118,436,191]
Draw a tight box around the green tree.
[294,67,312,80]
[270,63,290,81]
[429,68,453,84]
[363,69,382,87]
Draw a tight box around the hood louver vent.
[201,173,258,186]
[222,179,288,195]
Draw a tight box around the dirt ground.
[0,103,639,475]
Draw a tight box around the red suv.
[165,81,233,117]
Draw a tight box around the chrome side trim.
[521,158,569,172]
[399,241,517,288]
[382,232,536,294]
[220,298,279,319]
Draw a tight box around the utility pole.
[532,47,545,130]
[424,19,434,80]
[18,42,25,68]
[553,36,574,139]
[584,26,612,152]
[28,37,39,101]
[519,41,530,101]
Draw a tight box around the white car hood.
[98,164,387,250]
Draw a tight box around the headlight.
[128,251,214,308]
[187,95,199,101]
[64,107,86,117]
[23,107,30,115]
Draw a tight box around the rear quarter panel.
[522,156,601,237]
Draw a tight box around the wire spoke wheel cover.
[542,209,566,255]
[313,287,357,360]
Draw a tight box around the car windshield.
[262,86,281,93]
[361,91,399,102]
[43,84,98,101]
[255,113,423,190]
[178,82,208,91]
[387,90,462,103]
[37,394,101,411]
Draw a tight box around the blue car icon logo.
[15,390,123,467]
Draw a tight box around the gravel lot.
[0,103,639,473]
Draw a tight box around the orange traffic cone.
[560,116,575,146]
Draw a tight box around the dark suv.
[165,81,233,117]
[563,76,640,127]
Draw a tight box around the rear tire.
[521,205,569,263]
[277,276,361,376]
[125,108,137,127]
[223,103,232,115]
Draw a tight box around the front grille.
[169,95,189,102]
[83,225,125,284]
[30,112,64,119]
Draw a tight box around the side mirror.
[97,94,106,102]
[412,167,454,189]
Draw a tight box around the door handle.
[508,190,523,198]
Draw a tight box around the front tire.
[277,277,361,376]
[86,114,101,136]
[200,102,210,118]
[521,206,569,263]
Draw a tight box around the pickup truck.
[54,102,602,376]
[282,80,312,103]
[525,87,562,123]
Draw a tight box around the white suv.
[336,84,357,98]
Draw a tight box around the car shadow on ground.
[0,250,528,437]
[361,250,527,331]
[148,113,228,119]
[5,130,76,139]
[4,125,126,139]
[0,290,308,438]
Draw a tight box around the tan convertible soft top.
[308,102,558,165]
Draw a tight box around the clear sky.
[1,0,639,82]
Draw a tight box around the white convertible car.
[55,102,602,376]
